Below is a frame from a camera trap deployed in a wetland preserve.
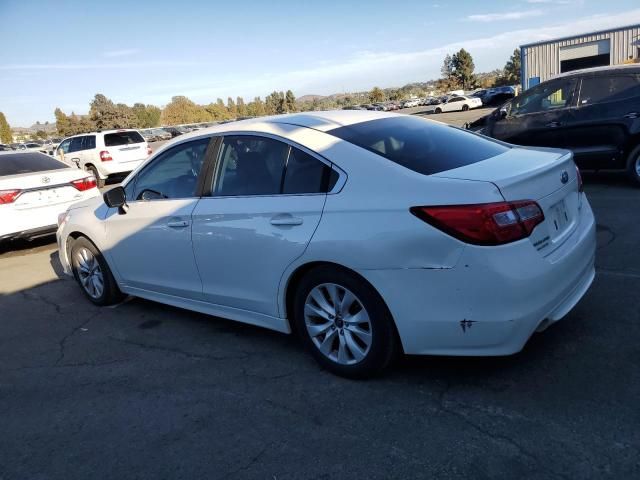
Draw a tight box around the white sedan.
[0,151,100,241]
[56,111,595,377]
[426,95,483,114]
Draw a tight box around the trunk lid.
[1,168,92,209]
[433,147,581,257]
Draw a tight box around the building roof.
[520,23,640,49]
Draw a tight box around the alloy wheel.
[304,283,372,365]
[76,247,104,299]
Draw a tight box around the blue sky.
[1,0,639,126]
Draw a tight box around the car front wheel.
[626,144,640,186]
[293,266,397,378]
[71,237,124,306]
[462,104,469,111]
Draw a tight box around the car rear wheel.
[435,107,442,114]
[462,104,469,111]
[626,144,640,186]
[71,237,124,306]
[293,266,397,378]
[86,165,105,189]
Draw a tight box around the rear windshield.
[104,131,145,147]
[0,152,68,176]
[327,116,509,175]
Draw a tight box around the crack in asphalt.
[20,290,62,314]
[219,442,274,480]
[55,311,103,366]
[435,382,572,480]
[107,337,251,362]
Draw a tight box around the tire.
[86,165,105,189]
[435,108,442,114]
[626,144,640,186]
[293,266,397,378]
[70,237,124,306]
[462,104,469,111]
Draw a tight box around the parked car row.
[140,123,215,143]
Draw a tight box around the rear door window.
[579,75,640,106]
[214,136,289,196]
[68,137,84,153]
[104,131,145,147]
[327,116,509,175]
[282,147,334,194]
[83,135,96,150]
[0,153,68,176]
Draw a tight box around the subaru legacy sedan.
[57,111,596,377]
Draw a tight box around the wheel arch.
[282,260,403,352]
[623,133,640,166]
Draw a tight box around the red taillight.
[0,189,21,204]
[575,165,583,193]
[410,200,545,246]
[99,150,112,162]
[71,176,97,191]
[147,147,152,156]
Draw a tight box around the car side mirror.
[499,107,508,118]
[103,186,127,213]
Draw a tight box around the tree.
[265,91,286,114]
[0,112,12,143]
[205,99,231,121]
[161,96,210,125]
[441,54,454,81]
[90,94,122,129]
[236,96,247,117]
[451,49,475,89]
[54,108,70,136]
[246,97,266,117]
[369,86,385,103]
[132,103,162,128]
[503,48,521,85]
[227,97,237,117]
[285,90,296,113]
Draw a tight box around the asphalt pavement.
[0,123,638,479]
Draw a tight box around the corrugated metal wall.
[522,25,640,87]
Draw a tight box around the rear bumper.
[358,195,596,356]
[0,224,57,242]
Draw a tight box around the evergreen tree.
[451,49,476,89]
[0,112,12,144]
[285,90,296,112]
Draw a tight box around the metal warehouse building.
[520,24,640,89]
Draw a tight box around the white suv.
[56,130,151,187]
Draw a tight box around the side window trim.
[123,135,216,203]
[207,131,346,198]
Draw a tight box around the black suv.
[468,65,640,184]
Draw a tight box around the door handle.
[545,121,561,127]
[167,220,190,228]
[270,215,303,226]
[623,112,639,119]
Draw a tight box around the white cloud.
[142,8,640,104]
[467,9,544,22]
[103,48,140,58]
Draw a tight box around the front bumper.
[358,196,597,356]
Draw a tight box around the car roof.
[182,110,399,135]
[555,63,640,79]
